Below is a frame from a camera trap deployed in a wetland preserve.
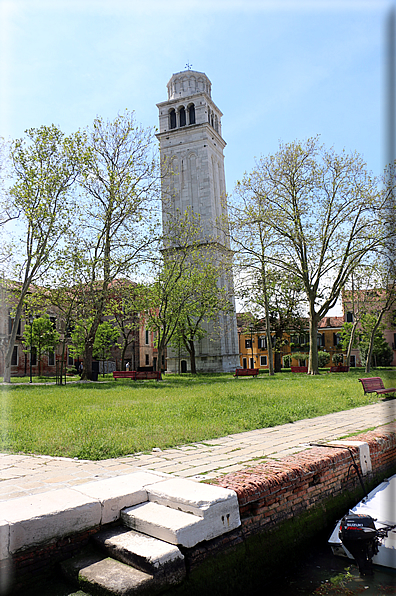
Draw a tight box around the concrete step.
[145,478,241,541]
[61,547,160,596]
[121,502,205,548]
[93,526,186,583]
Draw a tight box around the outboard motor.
[339,514,379,575]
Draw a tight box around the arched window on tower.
[211,114,214,128]
[169,109,176,129]
[179,107,186,127]
[188,104,195,125]
[208,109,211,124]
[215,115,218,132]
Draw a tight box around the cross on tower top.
[185,62,192,70]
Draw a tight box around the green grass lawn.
[1,368,395,460]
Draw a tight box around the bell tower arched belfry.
[156,70,239,373]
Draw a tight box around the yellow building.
[237,315,345,370]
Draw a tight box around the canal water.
[264,541,396,596]
[25,539,396,596]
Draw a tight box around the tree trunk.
[365,311,384,374]
[261,264,274,375]
[82,341,94,380]
[187,339,197,374]
[121,341,127,371]
[60,338,67,385]
[308,309,320,374]
[3,298,25,383]
[345,320,358,367]
[274,329,283,372]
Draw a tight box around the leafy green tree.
[143,209,233,374]
[169,264,234,374]
[72,110,159,380]
[2,124,86,382]
[342,256,395,372]
[234,136,391,374]
[22,315,60,376]
[93,321,119,376]
[104,280,139,371]
[340,322,359,352]
[359,315,393,369]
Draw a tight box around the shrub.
[317,351,331,367]
[333,353,344,365]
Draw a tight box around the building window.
[145,329,149,345]
[49,316,56,330]
[245,339,252,349]
[68,351,73,366]
[317,334,324,347]
[188,104,195,124]
[249,357,254,368]
[258,337,267,349]
[333,333,341,346]
[48,351,55,366]
[346,312,354,323]
[350,355,356,367]
[260,355,267,366]
[145,354,150,366]
[179,107,186,127]
[169,109,176,129]
[11,346,18,366]
[242,357,247,368]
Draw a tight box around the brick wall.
[212,423,396,537]
[10,423,396,594]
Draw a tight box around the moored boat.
[329,473,396,574]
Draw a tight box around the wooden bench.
[291,366,308,373]
[113,370,162,381]
[329,366,350,373]
[113,371,136,380]
[358,377,396,397]
[234,368,259,378]
[133,370,162,381]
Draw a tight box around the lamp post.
[29,314,33,383]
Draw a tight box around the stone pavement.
[1,400,395,503]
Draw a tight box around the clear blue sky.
[1,0,394,198]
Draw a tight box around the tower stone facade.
[156,70,239,373]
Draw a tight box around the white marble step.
[145,477,241,540]
[93,526,185,582]
[121,502,205,548]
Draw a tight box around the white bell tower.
[156,70,239,373]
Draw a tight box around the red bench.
[133,371,162,381]
[234,368,259,378]
[113,370,162,381]
[113,371,136,380]
[329,366,350,373]
[358,377,396,397]
[291,366,308,373]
